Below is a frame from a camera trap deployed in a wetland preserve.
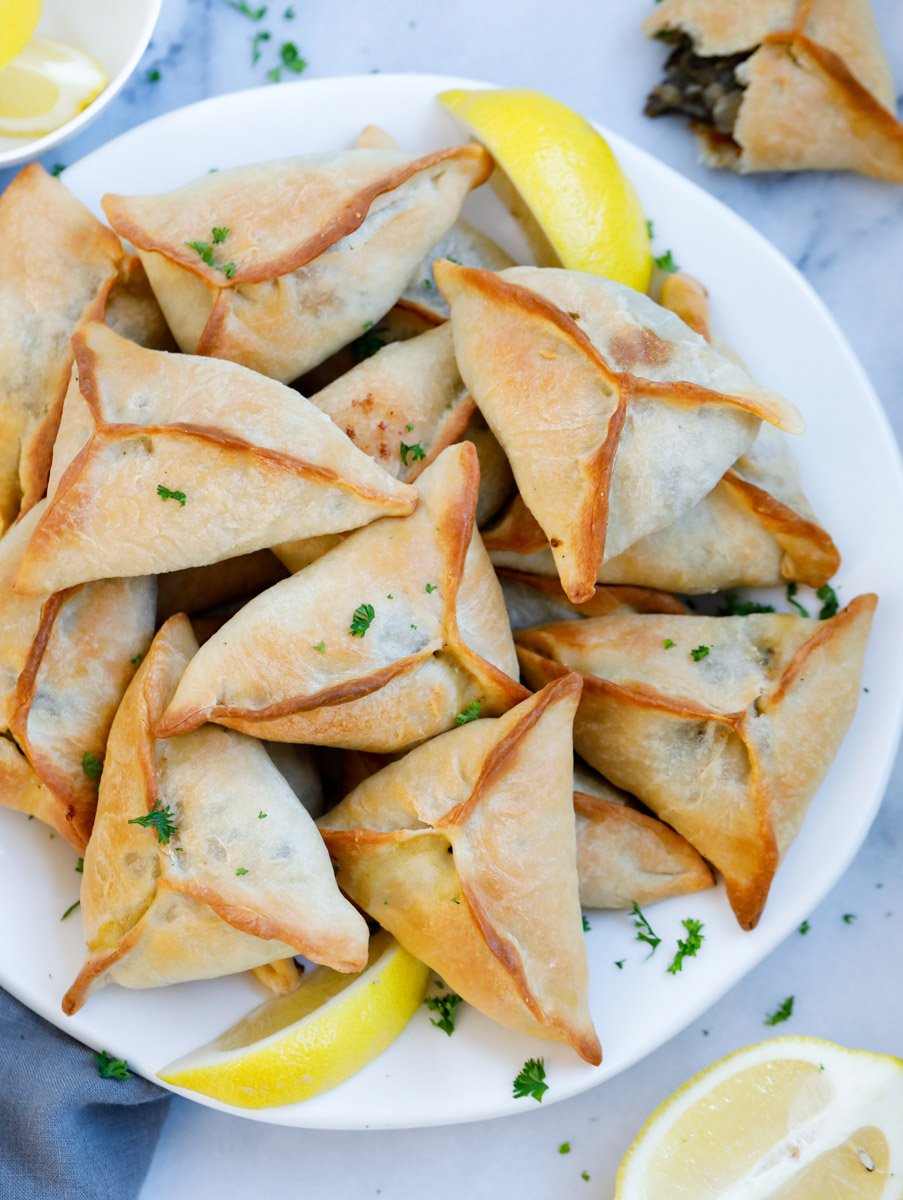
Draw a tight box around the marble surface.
[7,0,902,1195]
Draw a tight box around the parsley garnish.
[631,900,661,956]
[267,67,281,82]
[128,802,177,845]
[405,422,415,432]
[212,226,229,243]
[666,918,704,974]
[279,42,307,73]
[82,751,103,783]
[400,442,426,466]
[251,29,270,63]
[646,218,655,238]
[842,912,857,924]
[653,250,679,273]
[799,919,810,935]
[93,1051,131,1080]
[422,279,433,290]
[582,915,591,932]
[513,1057,548,1103]
[690,645,710,662]
[185,228,237,277]
[662,638,675,649]
[349,603,375,637]
[425,583,437,594]
[581,1172,590,1182]
[157,484,186,507]
[313,641,326,653]
[559,1142,571,1155]
[284,5,295,16]
[129,653,143,666]
[764,996,794,1026]
[61,900,80,921]
[614,959,626,969]
[456,701,481,725]
[222,261,236,279]
[236,867,249,876]
[50,163,65,177]
[147,68,161,83]
[186,239,215,266]
[817,583,839,620]
[227,0,267,18]
[258,812,267,819]
[351,328,386,361]
[424,991,462,1036]
[75,857,84,874]
[786,582,809,617]
[721,593,776,616]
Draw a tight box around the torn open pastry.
[516,595,876,929]
[644,0,903,180]
[63,615,369,1014]
[319,675,602,1063]
[158,443,527,751]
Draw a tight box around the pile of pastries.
[0,124,875,1069]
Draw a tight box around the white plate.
[1,73,901,1131]
[0,0,161,169]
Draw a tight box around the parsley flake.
[425,583,438,594]
[258,812,267,819]
[236,867,249,876]
[61,900,81,921]
[842,912,857,924]
[582,915,591,932]
[631,900,661,956]
[405,422,415,431]
[786,582,810,617]
[129,653,143,666]
[212,226,229,243]
[424,991,462,1036]
[581,1172,590,1182]
[279,42,307,73]
[251,29,270,63]
[186,239,215,266]
[75,857,84,874]
[666,918,705,974]
[147,68,161,83]
[690,645,710,662]
[227,0,267,19]
[721,593,776,616]
[349,603,375,637]
[764,996,794,1026]
[513,1057,548,1103]
[614,959,626,969]
[400,441,426,465]
[81,751,103,783]
[313,641,326,653]
[50,163,66,177]
[817,583,839,620]
[185,228,237,277]
[799,919,810,935]
[284,5,295,16]
[267,67,281,82]
[662,638,675,649]
[559,1142,571,1155]
[646,218,655,239]
[128,802,177,845]
[653,250,679,273]
[93,1050,131,1080]
[456,700,481,725]
[157,484,186,507]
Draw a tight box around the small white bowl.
[0,0,162,169]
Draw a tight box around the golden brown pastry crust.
[645,0,903,180]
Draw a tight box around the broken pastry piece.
[516,595,876,929]
[644,0,903,180]
[63,615,369,1015]
[13,323,416,595]
[0,503,156,850]
[159,443,527,751]
[436,261,802,604]
[573,764,714,909]
[319,675,602,1064]
[102,143,493,382]
[0,164,123,533]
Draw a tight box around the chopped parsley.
[81,751,103,783]
[653,250,679,273]
[75,857,84,874]
[631,900,661,956]
[128,802,177,845]
[405,422,415,432]
[817,583,839,620]
[764,996,794,1026]
[646,218,655,238]
[267,67,281,82]
[93,1051,131,1080]
[279,42,307,73]
[147,68,161,83]
[284,5,295,16]
[212,226,229,243]
[186,239,215,266]
[690,645,710,662]
[156,484,186,507]
[349,603,375,637]
[786,582,809,617]
[666,918,704,974]
[456,700,481,725]
[313,641,326,653]
[513,1057,548,1103]
[258,812,267,819]
[662,638,675,649]
[721,593,776,616]
[129,653,143,666]
[842,912,857,924]
[351,328,386,361]
[799,919,810,935]
[581,1172,590,1182]
[50,163,66,177]
[614,959,626,969]
[425,583,438,594]
[227,0,267,18]
[61,900,81,921]
[185,228,237,277]
[559,1142,571,1155]
[251,29,270,63]
[236,867,249,876]
[424,991,462,1036]
[582,914,591,932]
[400,441,426,466]
[422,278,433,290]
[222,261,236,279]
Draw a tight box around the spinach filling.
[645,32,753,137]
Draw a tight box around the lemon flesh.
[439,87,651,293]
[616,1036,903,1199]
[0,0,41,72]
[159,931,430,1109]
[0,36,107,138]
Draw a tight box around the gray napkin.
[0,987,170,1200]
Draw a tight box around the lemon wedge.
[439,87,652,292]
[0,0,41,73]
[158,931,430,1108]
[0,36,107,138]
[615,1036,903,1199]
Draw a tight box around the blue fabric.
[0,988,170,1200]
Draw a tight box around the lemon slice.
[0,0,41,73]
[439,87,651,292]
[616,1036,903,1199]
[159,931,430,1108]
[0,36,107,138]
